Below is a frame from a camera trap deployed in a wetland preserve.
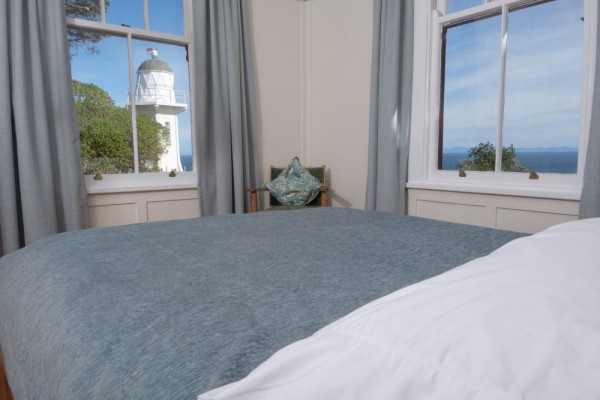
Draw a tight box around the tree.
[66,0,111,55]
[73,80,168,174]
[457,142,527,172]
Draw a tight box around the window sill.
[85,172,197,194]
[406,180,581,201]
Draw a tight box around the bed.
[201,216,600,400]
[0,208,526,399]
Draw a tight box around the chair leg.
[320,191,328,207]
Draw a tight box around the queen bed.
[0,207,547,399]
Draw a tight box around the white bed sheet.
[200,218,600,400]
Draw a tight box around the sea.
[182,152,578,174]
[442,151,578,173]
[181,154,193,171]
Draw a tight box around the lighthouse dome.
[137,55,173,73]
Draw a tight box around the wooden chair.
[247,165,329,213]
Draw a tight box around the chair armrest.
[247,187,269,193]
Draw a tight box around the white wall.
[249,0,374,209]
[249,0,304,173]
[309,1,373,209]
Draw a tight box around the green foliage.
[457,142,527,172]
[137,114,169,172]
[65,0,111,56]
[73,80,167,174]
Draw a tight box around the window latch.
[529,171,539,180]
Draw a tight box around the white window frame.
[407,0,597,200]
[66,0,197,193]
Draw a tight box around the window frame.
[407,0,597,200]
[66,0,197,193]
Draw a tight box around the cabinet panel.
[408,188,579,233]
[415,199,489,227]
[88,203,138,227]
[147,199,200,222]
[496,208,577,233]
[87,189,199,228]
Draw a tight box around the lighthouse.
[134,48,187,172]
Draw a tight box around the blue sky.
[448,0,488,14]
[105,0,184,35]
[70,0,584,159]
[442,0,583,151]
[69,0,192,156]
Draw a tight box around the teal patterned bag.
[265,157,322,206]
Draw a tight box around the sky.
[442,0,583,151]
[69,0,584,159]
[69,0,193,156]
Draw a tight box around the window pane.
[440,15,501,171]
[69,32,134,174]
[447,0,484,14]
[65,0,101,22]
[149,0,185,36]
[502,0,583,173]
[105,0,144,29]
[131,40,192,172]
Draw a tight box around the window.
[65,0,194,182]
[408,0,595,199]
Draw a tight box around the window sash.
[407,0,598,200]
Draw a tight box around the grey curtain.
[0,0,87,256]
[579,5,600,218]
[365,0,413,214]
[191,0,259,216]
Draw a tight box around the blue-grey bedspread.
[0,208,525,399]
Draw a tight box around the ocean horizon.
[442,150,578,173]
[183,152,578,174]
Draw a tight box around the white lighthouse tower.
[134,48,187,172]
